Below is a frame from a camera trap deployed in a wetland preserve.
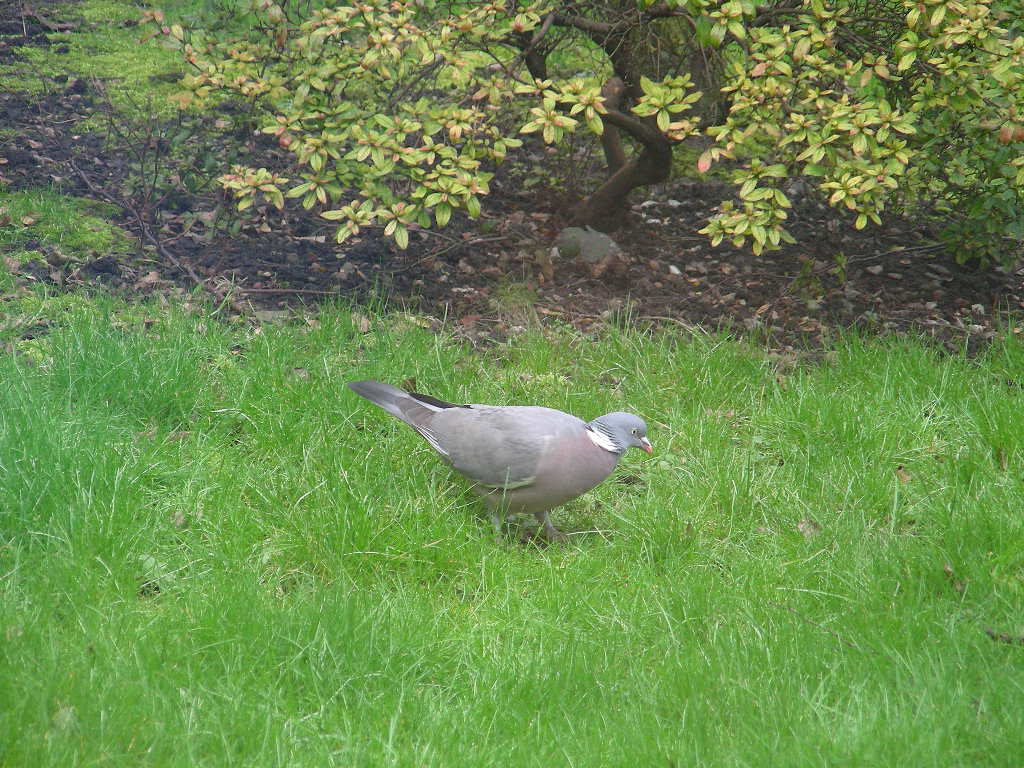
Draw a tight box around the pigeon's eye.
[631,428,638,435]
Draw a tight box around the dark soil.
[2,2,1023,353]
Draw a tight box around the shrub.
[145,1,1024,267]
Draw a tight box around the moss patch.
[76,0,150,24]
[0,187,133,262]
[0,0,186,119]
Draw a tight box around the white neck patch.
[586,425,620,454]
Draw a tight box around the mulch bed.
[2,2,1022,354]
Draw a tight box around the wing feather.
[430,407,580,489]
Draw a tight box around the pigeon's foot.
[538,514,567,543]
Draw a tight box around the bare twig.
[536,305,704,331]
[636,314,706,333]
[19,6,76,32]
[386,56,446,109]
[236,286,342,295]
[68,158,209,291]
[422,234,511,261]
[985,628,1024,647]
[506,11,557,78]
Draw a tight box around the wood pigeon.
[348,380,652,541]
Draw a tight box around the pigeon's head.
[590,412,652,455]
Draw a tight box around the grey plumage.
[347,380,651,541]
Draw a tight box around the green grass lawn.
[2,301,1024,766]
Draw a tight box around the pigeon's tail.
[347,380,464,433]
[348,380,425,425]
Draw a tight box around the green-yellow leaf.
[394,225,409,249]
[435,202,452,227]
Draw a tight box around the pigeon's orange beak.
[640,437,653,454]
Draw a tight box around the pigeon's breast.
[490,431,621,514]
